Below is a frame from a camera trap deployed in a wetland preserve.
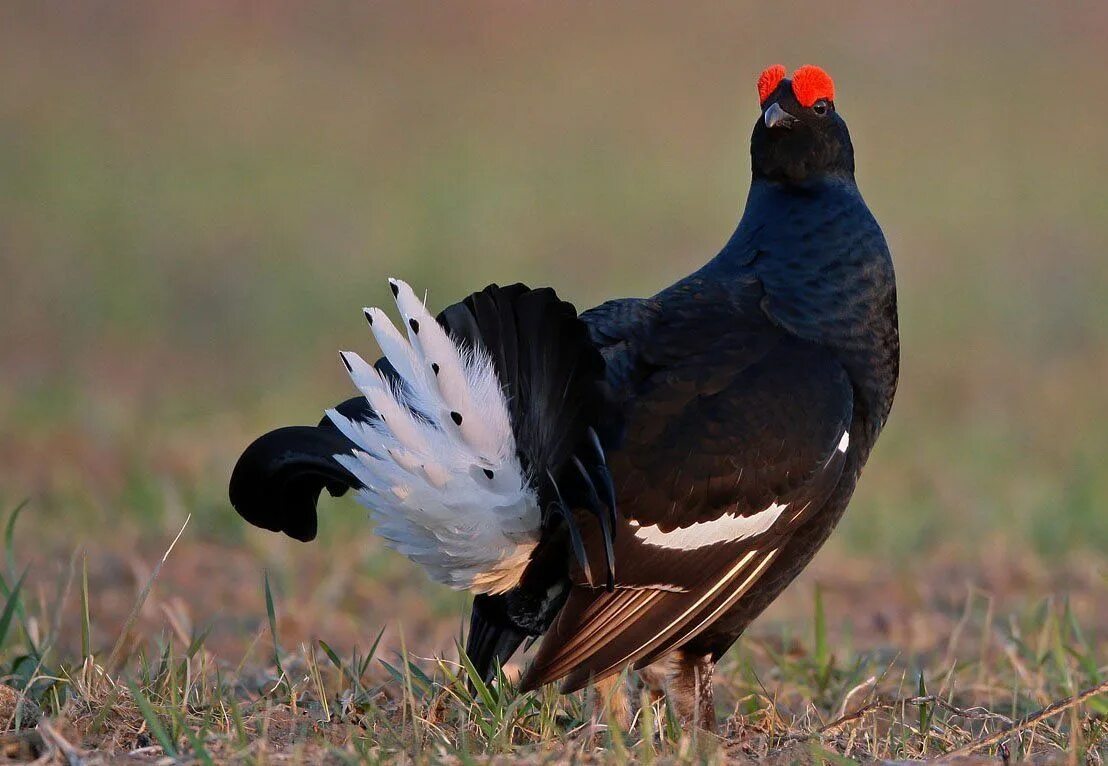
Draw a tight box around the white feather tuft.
[328,280,540,595]
[388,278,510,459]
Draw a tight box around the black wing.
[520,332,854,692]
[580,297,658,394]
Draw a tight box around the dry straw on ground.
[0,508,1105,764]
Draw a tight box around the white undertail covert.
[326,279,540,594]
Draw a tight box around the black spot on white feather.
[339,352,353,372]
[389,280,399,297]
[450,411,463,426]
[408,318,420,334]
[363,309,374,325]
[483,468,494,479]
[431,362,440,375]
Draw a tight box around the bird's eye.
[812,100,829,116]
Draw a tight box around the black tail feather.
[438,285,617,682]
[228,425,360,542]
[438,285,614,576]
[546,469,593,587]
[230,377,390,541]
[230,281,616,691]
[438,284,605,491]
[466,596,529,684]
[585,426,619,519]
[570,456,616,591]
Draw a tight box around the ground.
[1,3,1107,763]
[0,508,1106,763]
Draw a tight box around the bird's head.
[750,64,855,184]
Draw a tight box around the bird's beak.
[764,102,798,129]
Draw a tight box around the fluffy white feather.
[328,280,540,594]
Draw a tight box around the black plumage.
[514,69,898,715]
[229,65,899,726]
[229,395,372,542]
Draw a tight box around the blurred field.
[1,2,1107,762]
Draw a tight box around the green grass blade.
[319,638,349,679]
[0,569,27,647]
[379,659,407,687]
[361,625,387,677]
[186,625,213,659]
[3,500,28,585]
[408,659,435,691]
[155,639,173,688]
[1,501,36,654]
[918,671,931,751]
[129,681,178,757]
[263,570,285,688]
[456,640,497,711]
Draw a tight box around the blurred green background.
[2,2,1106,573]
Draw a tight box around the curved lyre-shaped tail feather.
[230,280,614,599]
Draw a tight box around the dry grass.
[1,502,1106,764]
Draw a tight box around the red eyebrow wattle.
[757,64,787,105]
[791,65,835,107]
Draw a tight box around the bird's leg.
[637,655,673,706]
[666,650,717,732]
[591,674,631,731]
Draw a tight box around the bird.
[229,63,899,731]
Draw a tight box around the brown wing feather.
[520,589,663,686]
[631,548,780,671]
[520,547,779,693]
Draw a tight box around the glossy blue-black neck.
[707,175,866,274]
[703,175,898,435]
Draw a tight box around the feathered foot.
[591,674,631,731]
[639,651,717,732]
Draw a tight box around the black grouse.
[230,64,899,729]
